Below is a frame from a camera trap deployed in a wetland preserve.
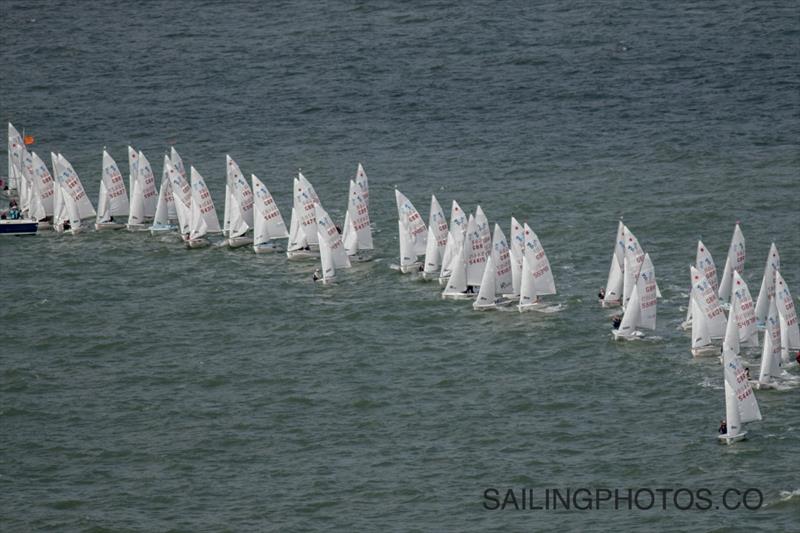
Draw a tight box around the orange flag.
[23,135,35,145]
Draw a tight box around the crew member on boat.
[612,315,622,329]
[598,287,606,299]
[718,420,727,434]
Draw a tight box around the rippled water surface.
[1,1,799,531]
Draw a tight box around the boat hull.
[691,345,720,358]
[399,262,421,274]
[0,219,38,235]
[186,238,210,249]
[718,431,747,445]
[254,241,283,254]
[126,223,151,232]
[612,329,645,341]
[442,292,476,300]
[286,248,320,260]
[518,300,548,312]
[95,222,126,231]
[601,299,621,308]
[227,235,253,248]
[474,298,512,310]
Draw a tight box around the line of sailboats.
[599,220,799,444]
[393,190,557,312]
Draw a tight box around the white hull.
[186,238,210,249]
[442,292,476,300]
[438,275,450,286]
[348,252,373,263]
[227,235,253,248]
[518,300,548,312]
[286,248,320,260]
[254,241,283,254]
[399,262,421,274]
[601,299,621,308]
[612,329,645,341]
[750,380,776,390]
[718,431,747,445]
[691,345,720,358]
[36,221,52,230]
[95,222,126,231]
[420,270,439,280]
[126,223,150,232]
[149,223,177,235]
[474,298,512,310]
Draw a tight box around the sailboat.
[286,172,321,260]
[252,174,288,253]
[6,123,24,197]
[223,156,255,248]
[753,243,780,327]
[170,146,187,180]
[127,150,158,231]
[754,297,782,390]
[441,240,473,300]
[354,162,369,207]
[718,223,745,305]
[505,217,525,300]
[613,253,656,340]
[342,178,373,260]
[314,202,351,284]
[95,150,129,230]
[189,166,221,235]
[774,271,800,363]
[688,266,727,357]
[464,214,487,287]
[150,155,179,234]
[731,271,758,347]
[601,220,625,307]
[421,194,448,279]
[165,159,192,237]
[394,189,427,273]
[438,200,467,285]
[0,145,37,235]
[52,153,96,234]
[18,149,54,229]
[518,223,556,311]
[682,240,720,330]
[473,226,514,310]
[718,306,762,444]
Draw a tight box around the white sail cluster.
[393,190,556,312]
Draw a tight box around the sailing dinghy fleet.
[597,219,799,444]
[4,123,799,444]
[393,190,557,311]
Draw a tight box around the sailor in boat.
[612,315,622,330]
[745,367,751,380]
[63,219,71,231]
[796,351,800,365]
[465,285,476,294]
[598,287,606,300]
[718,420,727,435]
[312,269,322,282]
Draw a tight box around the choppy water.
[2,1,799,531]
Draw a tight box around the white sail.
[603,221,625,305]
[53,154,84,229]
[128,150,158,225]
[188,180,209,241]
[439,201,468,280]
[637,253,657,331]
[398,219,418,268]
[722,309,762,431]
[51,153,65,226]
[690,293,712,351]
[731,270,758,346]
[616,283,642,338]
[754,243,780,324]
[343,178,372,253]
[465,214,486,286]
[127,146,139,203]
[56,154,96,220]
[518,254,537,308]
[355,162,369,207]
[718,223,745,303]
[523,223,556,296]
[294,172,320,246]
[166,161,191,235]
[7,123,24,192]
[29,151,54,217]
[491,224,513,295]
[318,230,336,282]
[286,207,308,252]
[690,266,727,339]
[96,150,129,223]
[442,241,468,297]
[315,202,350,269]
[189,166,221,233]
[423,194,448,274]
[252,174,288,245]
[474,256,498,308]
[152,155,177,226]
[395,189,427,255]
[775,270,800,353]
[474,205,492,258]
[509,217,525,297]
[227,160,254,238]
[170,146,187,179]
[696,240,719,294]
[758,297,782,386]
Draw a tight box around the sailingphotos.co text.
[483,487,764,511]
